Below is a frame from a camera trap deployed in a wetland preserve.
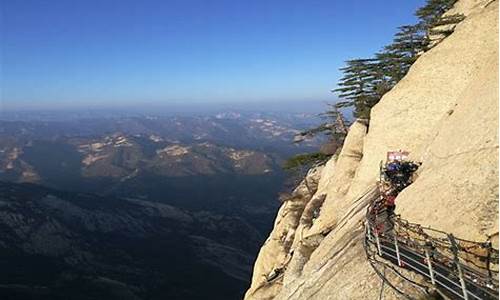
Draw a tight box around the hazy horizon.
[0,98,327,113]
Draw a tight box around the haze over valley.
[0,109,323,299]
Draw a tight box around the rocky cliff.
[245,0,499,299]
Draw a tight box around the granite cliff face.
[245,0,499,299]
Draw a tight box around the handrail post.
[366,221,372,242]
[424,248,436,285]
[456,261,469,300]
[486,240,493,283]
[394,235,402,267]
[448,234,469,300]
[376,231,382,256]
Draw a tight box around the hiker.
[384,160,420,192]
[384,160,401,181]
[399,161,420,185]
[385,189,397,216]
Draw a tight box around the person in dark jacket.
[384,160,420,192]
[385,190,397,216]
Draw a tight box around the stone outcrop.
[245,0,498,299]
[245,165,324,299]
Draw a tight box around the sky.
[1,0,424,111]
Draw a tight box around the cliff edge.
[245,0,499,299]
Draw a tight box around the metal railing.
[365,192,499,300]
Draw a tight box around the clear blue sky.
[1,0,424,111]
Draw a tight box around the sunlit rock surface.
[245,1,498,298]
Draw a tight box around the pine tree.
[416,0,464,39]
[415,0,458,26]
[428,14,465,36]
[329,0,465,121]
[385,25,427,61]
[294,104,350,144]
[332,58,380,118]
[373,23,427,86]
[286,105,349,178]
[294,0,466,168]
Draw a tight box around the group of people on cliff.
[378,151,421,219]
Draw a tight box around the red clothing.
[386,195,396,206]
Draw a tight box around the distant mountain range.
[0,112,322,225]
[0,112,323,299]
[0,112,321,153]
